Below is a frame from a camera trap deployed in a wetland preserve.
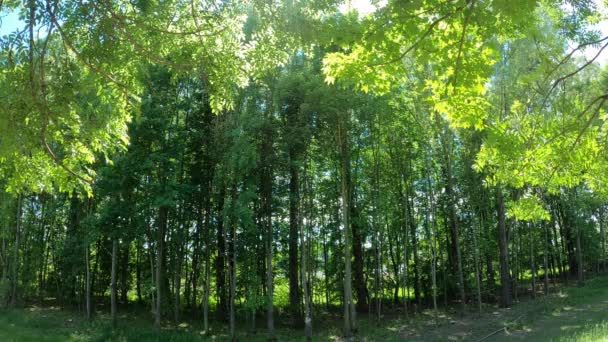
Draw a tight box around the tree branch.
[540,35,608,108]
[45,0,139,103]
[451,0,475,87]
[372,3,467,67]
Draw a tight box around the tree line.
[1,0,608,340]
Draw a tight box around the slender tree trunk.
[85,244,92,320]
[120,242,130,305]
[288,152,302,328]
[513,224,519,302]
[111,239,118,329]
[374,227,381,322]
[264,182,275,339]
[530,223,536,298]
[371,136,382,321]
[37,198,48,303]
[496,189,512,307]
[543,222,549,295]
[322,218,330,309]
[473,214,483,314]
[410,210,421,309]
[551,219,566,284]
[425,169,438,320]
[136,240,142,303]
[598,206,606,272]
[203,198,212,333]
[600,207,606,273]
[229,206,237,342]
[339,120,355,337]
[203,236,211,333]
[402,192,409,318]
[216,187,227,320]
[548,224,559,289]
[302,191,312,340]
[156,206,168,328]
[396,166,410,317]
[10,194,23,308]
[438,123,465,311]
[576,227,584,287]
[148,238,156,315]
[174,246,183,323]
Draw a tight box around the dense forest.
[1,0,608,340]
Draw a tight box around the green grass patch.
[3,276,608,341]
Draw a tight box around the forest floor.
[1,277,608,341]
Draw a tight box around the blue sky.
[0,9,23,36]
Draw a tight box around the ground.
[1,277,608,341]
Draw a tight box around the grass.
[2,277,608,341]
[557,322,608,342]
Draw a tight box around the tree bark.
[10,194,23,308]
[473,214,483,314]
[155,206,168,328]
[530,223,536,298]
[576,226,584,287]
[111,239,118,329]
[441,130,466,311]
[228,196,237,342]
[288,152,302,328]
[216,186,227,321]
[264,176,275,339]
[496,189,512,307]
[351,206,368,313]
[424,166,438,319]
[339,120,355,337]
[600,207,606,273]
[302,180,312,340]
[203,192,212,333]
[86,244,92,320]
[542,222,549,296]
[120,242,130,305]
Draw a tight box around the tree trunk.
[496,189,512,307]
[288,153,302,328]
[600,207,606,273]
[265,213,275,338]
[551,218,566,284]
[576,227,584,287]
[86,244,92,320]
[203,195,212,333]
[339,120,355,337]
[425,169,438,320]
[402,190,409,318]
[473,214,483,314]
[155,206,168,328]
[10,194,23,308]
[323,218,330,309]
[542,222,549,296]
[229,205,237,342]
[302,191,312,340]
[351,208,368,313]
[216,187,227,321]
[203,234,211,333]
[111,239,118,329]
[513,224,520,302]
[148,237,156,315]
[173,247,182,323]
[442,133,465,311]
[530,223,536,298]
[120,242,129,305]
[136,240,142,304]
